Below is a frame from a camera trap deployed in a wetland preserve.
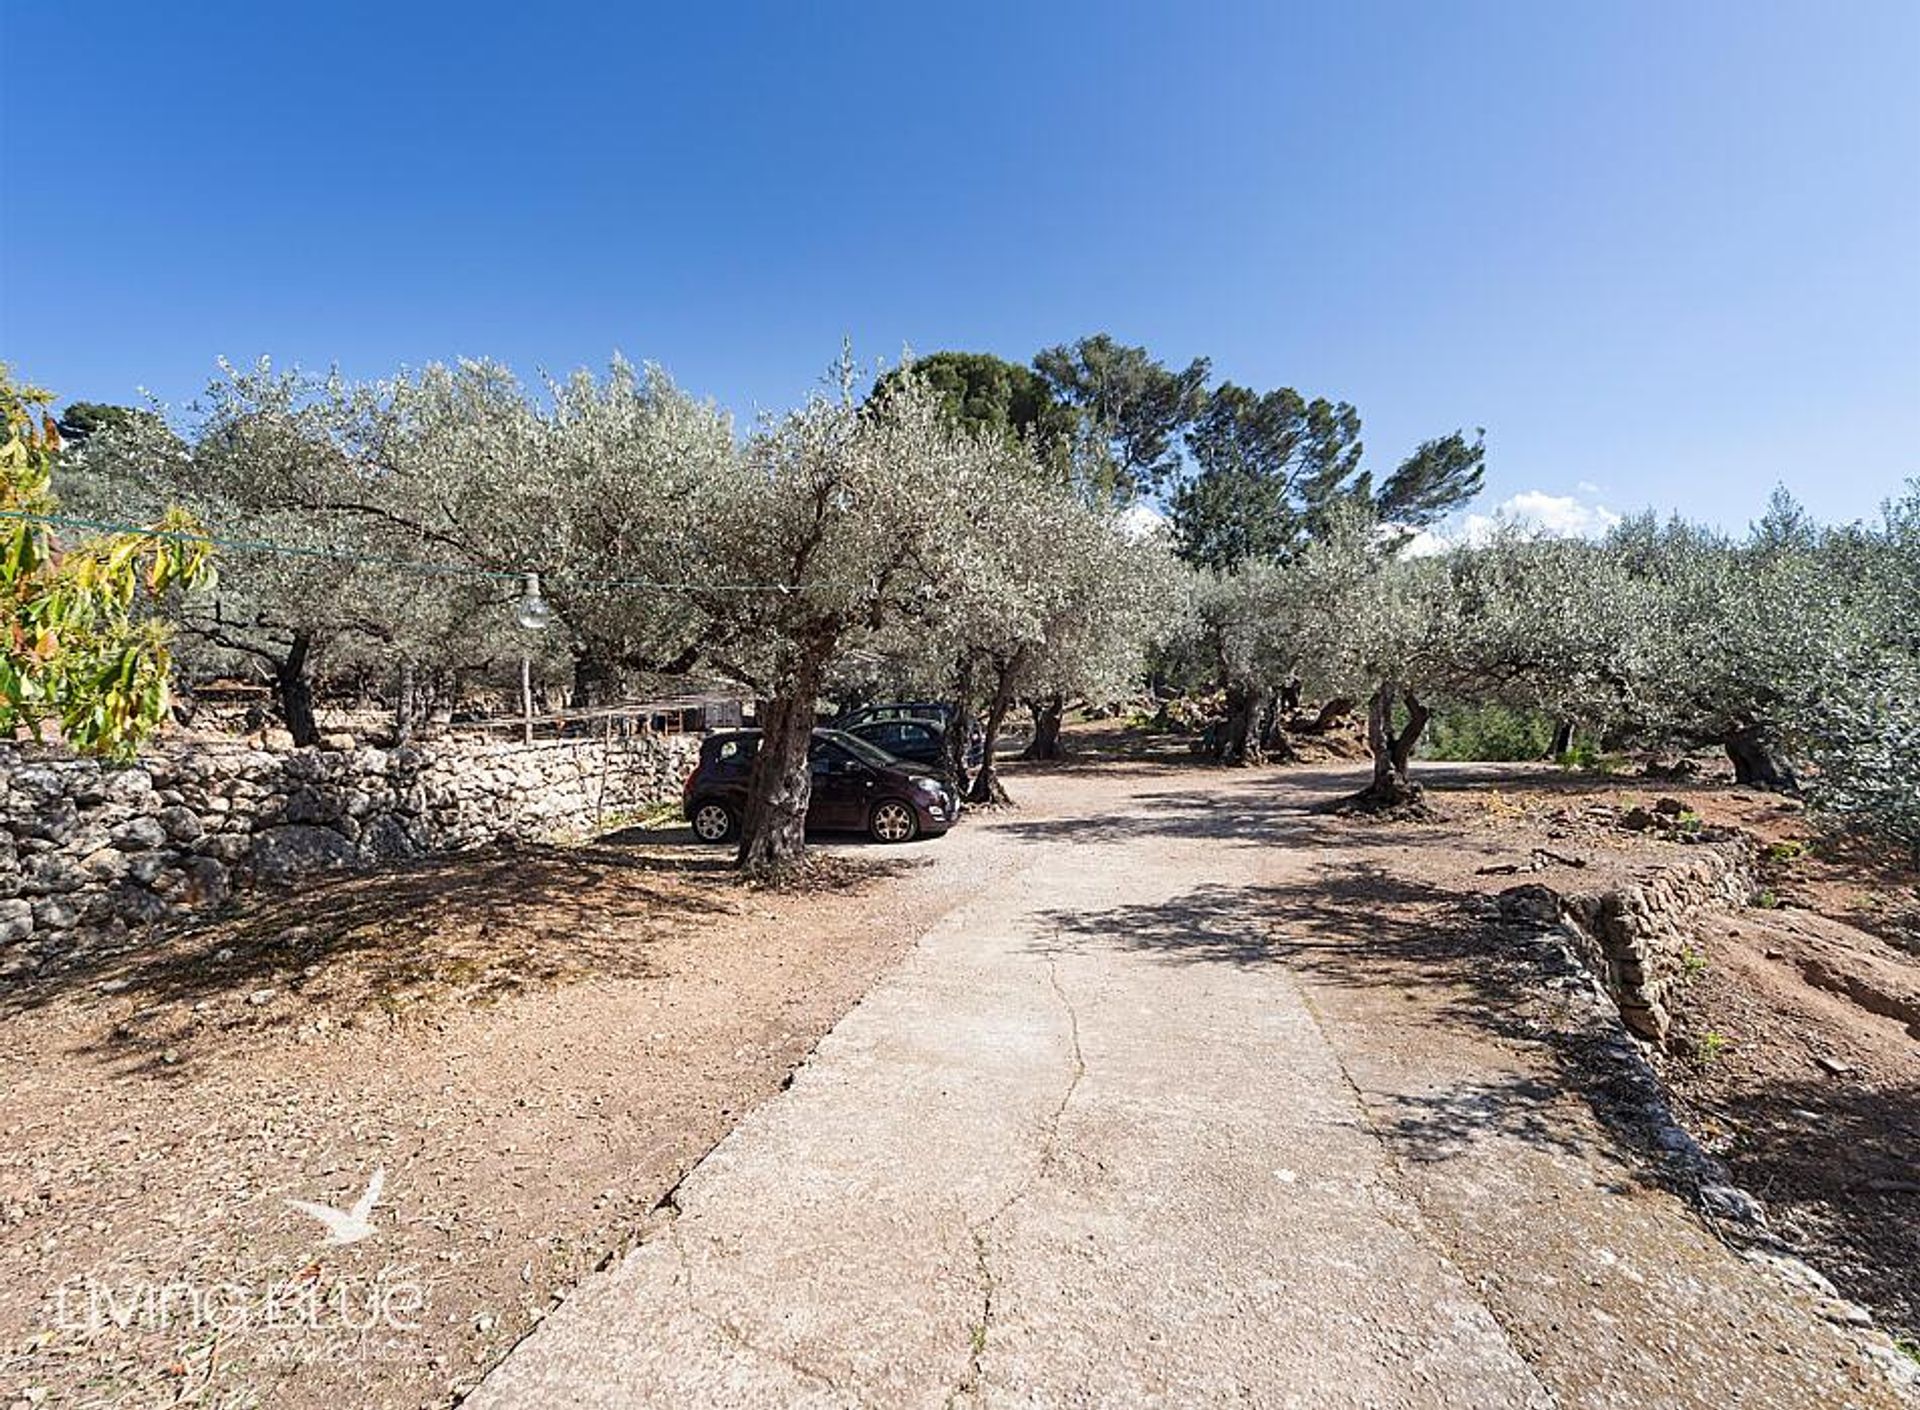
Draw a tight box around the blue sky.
[3,1,1915,533]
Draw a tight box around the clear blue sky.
[3,0,1915,531]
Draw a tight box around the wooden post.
[521,656,533,745]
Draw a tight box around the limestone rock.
[251,824,359,882]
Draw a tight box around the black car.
[681,729,958,844]
[835,701,984,769]
[841,716,949,771]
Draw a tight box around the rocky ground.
[1412,760,1920,1354]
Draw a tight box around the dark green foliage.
[872,351,1074,450]
[1417,700,1559,761]
[1033,334,1210,499]
[55,401,160,445]
[1169,383,1365,567]
[1374,430,1486,528]
[1171,394,1484,568]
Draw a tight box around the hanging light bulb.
[516,572,553,631]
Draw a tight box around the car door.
[806,741,864,830]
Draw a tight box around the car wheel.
[868,800,919,844]
[690,800,738,843]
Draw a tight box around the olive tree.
[369,358,732,706]
[686,367,1000,874]
[65,361,440,744]
[962,487,1178,798]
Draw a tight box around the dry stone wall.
[0,733,703,976]
[1501,840,1758,1043]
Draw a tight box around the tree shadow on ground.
[1,831,904,1077]
[1678,1071,1920,1340]
[1038,865,1678,1183]
[993,768,1376,848]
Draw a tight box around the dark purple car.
[681,729,959,845]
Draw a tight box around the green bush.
[1419,702,1560,762]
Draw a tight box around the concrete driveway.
[468,760,1911,1408]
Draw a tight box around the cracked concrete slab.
[466,763,1912,1409]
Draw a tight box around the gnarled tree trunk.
[967,650,1024,804]
[737,662,824,876]
[1021,693,1067,761]
[1215,681,1270,765]
[1725,723,1798,791]
[1548,716,1576,759]
[274,632,319,747]
[1362,679,1431,806]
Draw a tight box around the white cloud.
[1118,502,1169,540]
[1471,490,1623,541]
[1399,525,1454,558]
[1396,489,1621,556]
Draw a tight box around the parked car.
[840,716,948,772]
[834,701,984,768]
[681,729,959,844]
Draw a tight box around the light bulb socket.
[516,572,553,631]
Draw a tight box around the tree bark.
[1388,689,1432,780]
[1303,696,1356,734]
[1725,723,1799,791]
[966,653,1023,804]
[1216,682,1269,765]
[274,633,319,747]
[1361,680,1427,805]
[394,660,417,744]
[1258,699,1296,761]
[737,661,824,875]
[1549,716,1576,759]
[1021,693,1067,761]
[944,654,976,795]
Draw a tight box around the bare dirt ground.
[3,730,1916,1406]
[1394,759,1920,1354]
[0,831,979,1408]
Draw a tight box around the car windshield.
[819,730,901,769]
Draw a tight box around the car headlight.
[913,776,942,795]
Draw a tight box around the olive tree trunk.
[967,651,1025,804]
[1021,693,1067,761]
[943,654,977,795]
[274,632,320,747]
[737,662,824,876]
[1725,723,1799,791]
[1215,681,1270,765]
[1362,679,1432,805]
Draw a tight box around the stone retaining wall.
[1501,840,1758,1043]
[0,732,703,976]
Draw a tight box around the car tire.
[868,800,920,844]
[690,799,739,844]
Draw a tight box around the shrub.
[1418,701,1559,762]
